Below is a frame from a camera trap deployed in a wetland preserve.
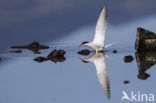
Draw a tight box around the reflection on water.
[135,51,156,80]
[10,50,22,53]
[80,52,110,99]
[11,41,49,54]
[34,49,66,63]
[0,14,156,102]
[78,49,91,56]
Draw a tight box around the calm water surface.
[0,16,156,103]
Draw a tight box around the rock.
[10,50,22,53]
[123,80,130,84]
[135,28,156,51]
[34,49,66,63]
[11,41,49,54]
[47,49,66,58]
[113,50,117,53]
[34,57,47,63]
[78,49,90,56]
[124,55,134,63]
[47,49,66,63]
[0,57,1,62]
[138,73,150,80]
[51,56,66,63]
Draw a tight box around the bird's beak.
[80,58,83,61]
[80,58,89,63]
[79,44,83,47]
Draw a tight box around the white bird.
[79,6,112,52]
[80,52,110,98]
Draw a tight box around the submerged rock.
[78,49,90,56]
[50,56,66,63]
[10,50,22,53]
[123,80,130,84]
[124,55,134,63]
[47,49,66,63]
[34,57,47,63]
[34,49,66,63]
[47,49,65,58]
[135,28,156,51]
[138,73,150,80]
[113,50,118,53]
[11,41,49,54]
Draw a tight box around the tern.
[80,52,110,98]
[79,6,112,52]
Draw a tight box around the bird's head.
[79,41,89,47]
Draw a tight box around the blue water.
[0,16,156,103]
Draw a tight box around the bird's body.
[83,42,103,52]
[80,6,110,52]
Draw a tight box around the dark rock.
[51,56,66,63]
[47,49,66,63]
[135,28,156,51]
[78,49,90,56]
[124,55,134,63]
[0,57,1,62]
[135,51,155,80]
[123,80,130,84]
[138,73,150,80]
[10,50,22,53]
[34,57,47,63]
[47,49,65,58]
[34,49,66,63]
[11,41,49,54]
[113,50,117,53]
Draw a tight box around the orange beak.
[79,44,83,47]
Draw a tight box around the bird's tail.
[104,43,115,49]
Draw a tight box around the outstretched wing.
[93,53,110,99]
[93,6,107,47]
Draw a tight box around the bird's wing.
[92,6,107,47]
[93,53,110,99]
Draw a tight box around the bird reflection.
[80,52,110,99]
[135,51,156,80]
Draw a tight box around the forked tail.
[104,43,114,49]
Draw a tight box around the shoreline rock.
[135,28,156,51]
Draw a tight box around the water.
[0,16,156,103]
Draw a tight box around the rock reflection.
[11,41,49,54]
[77,49,91,56]
[135,51,156,80]
[10,50,22,53]
[34,49,66,63]
[80,52,110,99]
